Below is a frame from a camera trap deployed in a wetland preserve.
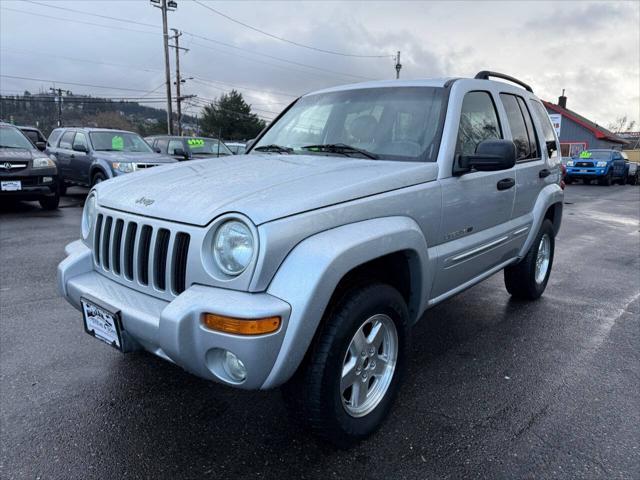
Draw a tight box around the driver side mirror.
[72,143,88,153]
[457,139,516,174]
[35,141,46,151]
[173,148,188,159]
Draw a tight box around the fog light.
[43,176,53,183]
[223,350,247,382]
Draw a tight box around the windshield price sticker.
[579,151,592,159]
[112,136,124,150]
[187,138,205,148]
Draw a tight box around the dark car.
[47,128,177,192]
[17,126,47,152]
[0,122,60,209]
[565,149,627,185]
[145,135,233,161]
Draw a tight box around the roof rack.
[474,71,533,93]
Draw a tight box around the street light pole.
[151,0,175,134]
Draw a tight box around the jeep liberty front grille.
[93,213,190,295]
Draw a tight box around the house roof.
[543,101,629,145]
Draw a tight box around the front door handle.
[497,178,515,190]
[539,168,551,178]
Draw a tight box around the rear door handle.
[497,178,515,190]
[539,168,551,178]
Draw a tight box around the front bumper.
[565,166,608,179]
[0,173,58,200]
[58,240,291,390]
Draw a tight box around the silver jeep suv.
[58,71,563,447]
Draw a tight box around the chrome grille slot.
[172,233,190,294]
[112,219,124,275]
[91,210,192,299]
[102,216,113,270]
[138,225,153,286]
[123,222,137,280]
[153,229,170,290]
[94,214,103,265]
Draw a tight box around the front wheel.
[91,171,106,187]
[39,192,60,210]
[282,283,410,448]
[504,219,555,300]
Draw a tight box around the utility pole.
[395,51,402,79]
[150,0,177,134]
[49,87,71,127]
[170,28,190,136]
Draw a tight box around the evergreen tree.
[200,90,266,140]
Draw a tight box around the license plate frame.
[81,296,123,351]
[1,180,22,191]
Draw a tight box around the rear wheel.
[504,219,555,300]
[282,283,410,448]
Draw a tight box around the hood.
[94,151,176,164]
[96,154,439,226]
[0,147,48,165]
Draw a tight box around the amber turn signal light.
[202,314,281,335]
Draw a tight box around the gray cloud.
[1,0,638,125]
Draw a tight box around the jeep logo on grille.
[135,196,155,206]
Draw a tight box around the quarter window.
[455,91,502,156]
[59,131,75,149]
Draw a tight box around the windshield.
[575,151,611,160]
[187,137,233,156]
[90,131,153,152]
[253,87,446,162]
[0,126,34,150]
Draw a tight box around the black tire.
[564,177,573,185]
[504,219,555,300]
[39,192,60,210]
[58,180,67,196]
[583,178,591,185]
[282,283,410,448]
[91,171,106,186]
[599,172,613,186]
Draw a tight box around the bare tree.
[607,115,637,133]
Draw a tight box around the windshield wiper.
[301,143,378,160]
[253,144,293,154]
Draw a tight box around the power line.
[23,0,159,29]
[0,74,154,93]
[0,6,159,36]
[192,0,392,59]
[1,5,376,83]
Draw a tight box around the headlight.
[82,193,97,240]
[33,157,55,168]
[213,220,254,275]
[112,162,137,173]
[566,160,574,167]
[596,161,608,167]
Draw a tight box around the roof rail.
[474,71,533,93]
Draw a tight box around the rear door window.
[455,91,502,156]
[168,140,183,155]
[59,130,75,150]
[500,94,528,160]
[73,132,89,150]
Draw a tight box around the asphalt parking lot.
[1,184,639,480]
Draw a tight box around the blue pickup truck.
[565,149,628,186]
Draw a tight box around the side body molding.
[263,216,430,389]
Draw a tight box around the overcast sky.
[1,0,639,127]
